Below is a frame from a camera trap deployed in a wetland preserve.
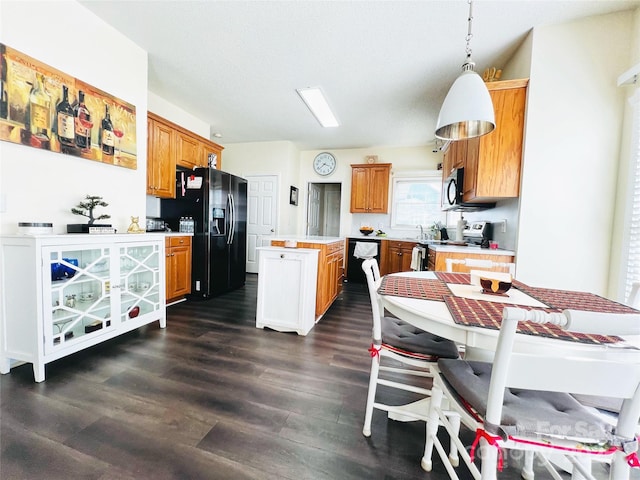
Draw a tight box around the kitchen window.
[621,87,640,302]
[390,172,447,228]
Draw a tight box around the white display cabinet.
[0,233,167,382]
[256,247,319,335]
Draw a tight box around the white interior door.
[307,183,321,236]
[246,175,278,273]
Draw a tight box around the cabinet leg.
[0,356,10,374]
[33,363,45,382]
[159,316,166,329]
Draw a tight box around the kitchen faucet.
[417,224,424,240]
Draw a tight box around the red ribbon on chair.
[470,429,504,471]
[626,452,640,468]
[368,343,381,360]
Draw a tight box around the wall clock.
[313,152,337,176]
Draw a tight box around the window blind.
[622,88,640,302]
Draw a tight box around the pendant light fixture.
[435,0,495,141]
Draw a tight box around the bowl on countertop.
[359,228,374,236]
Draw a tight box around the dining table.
[378,270,640,478]
[379,270,640,363]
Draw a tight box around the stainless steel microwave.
[442,168,495,212]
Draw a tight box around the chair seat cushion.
[437,359,612,442]
[381,316,459,360]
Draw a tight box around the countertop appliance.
[462,221,493,246]
[442,168,495,212]
[145,217,166,232]
[347,237,381,283]
[161,168,248,298]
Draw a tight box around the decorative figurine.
[127,216,144,233]
[71,195,111,225]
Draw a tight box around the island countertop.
[270,235,344,245]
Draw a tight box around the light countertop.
[426,244,515,256]
[346,235,515,256]
[270,235,344,244]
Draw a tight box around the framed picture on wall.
[289,186,299,206]
[0,43,137,169]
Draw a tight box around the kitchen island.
[269,236,345,318]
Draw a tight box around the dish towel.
[410,246,425,271]
[354,242,378,259]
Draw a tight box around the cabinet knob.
[280,254,284,258]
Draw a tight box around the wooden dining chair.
[422,307,640,480]
[445,258,516,276]
[360,259,461,467]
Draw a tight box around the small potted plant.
[67,195,112,233]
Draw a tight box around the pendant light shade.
[435,0,495,141]
[435,68,495,140]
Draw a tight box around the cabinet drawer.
[169,236,191,247]
[328,241,344,254]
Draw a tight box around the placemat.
[513,285,639,314]
[444,296,622,345]
[378,276,451,301]
[435,272,471,285]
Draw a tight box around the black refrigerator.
[161,168,247,299]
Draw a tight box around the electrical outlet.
[501,219,507,233]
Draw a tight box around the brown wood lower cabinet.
[427,247,514,273]
[270,239,344,318]
[165,236,192,303]
[382,240,416,275]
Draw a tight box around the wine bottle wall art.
[0,43,137,170]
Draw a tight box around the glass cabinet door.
[44,246,114,353]
[119,243,161,324]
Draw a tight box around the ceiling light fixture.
[435,0,495,141]
[296,87,339,128]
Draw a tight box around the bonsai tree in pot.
[71,195,111,225]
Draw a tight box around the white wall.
[222,141,300,234]
[516,11,633,295]
[0,1,148,234]
[222,142,443,238]
[148,91,209,138]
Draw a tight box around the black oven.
[442,168,495,212]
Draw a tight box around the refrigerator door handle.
[227,193,234,245]
[228,193,236,245]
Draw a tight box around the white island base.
[256,247,319,335]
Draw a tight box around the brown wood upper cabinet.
[147,112,224,198]
[442,79,528,203]
[350,163,392,213]
[147,115,176,198]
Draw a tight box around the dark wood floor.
[0,275,620,479]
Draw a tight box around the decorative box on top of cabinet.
[0,233,167,382]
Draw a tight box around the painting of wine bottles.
[0,43,137,170]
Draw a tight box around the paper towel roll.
[456,218,466,241]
